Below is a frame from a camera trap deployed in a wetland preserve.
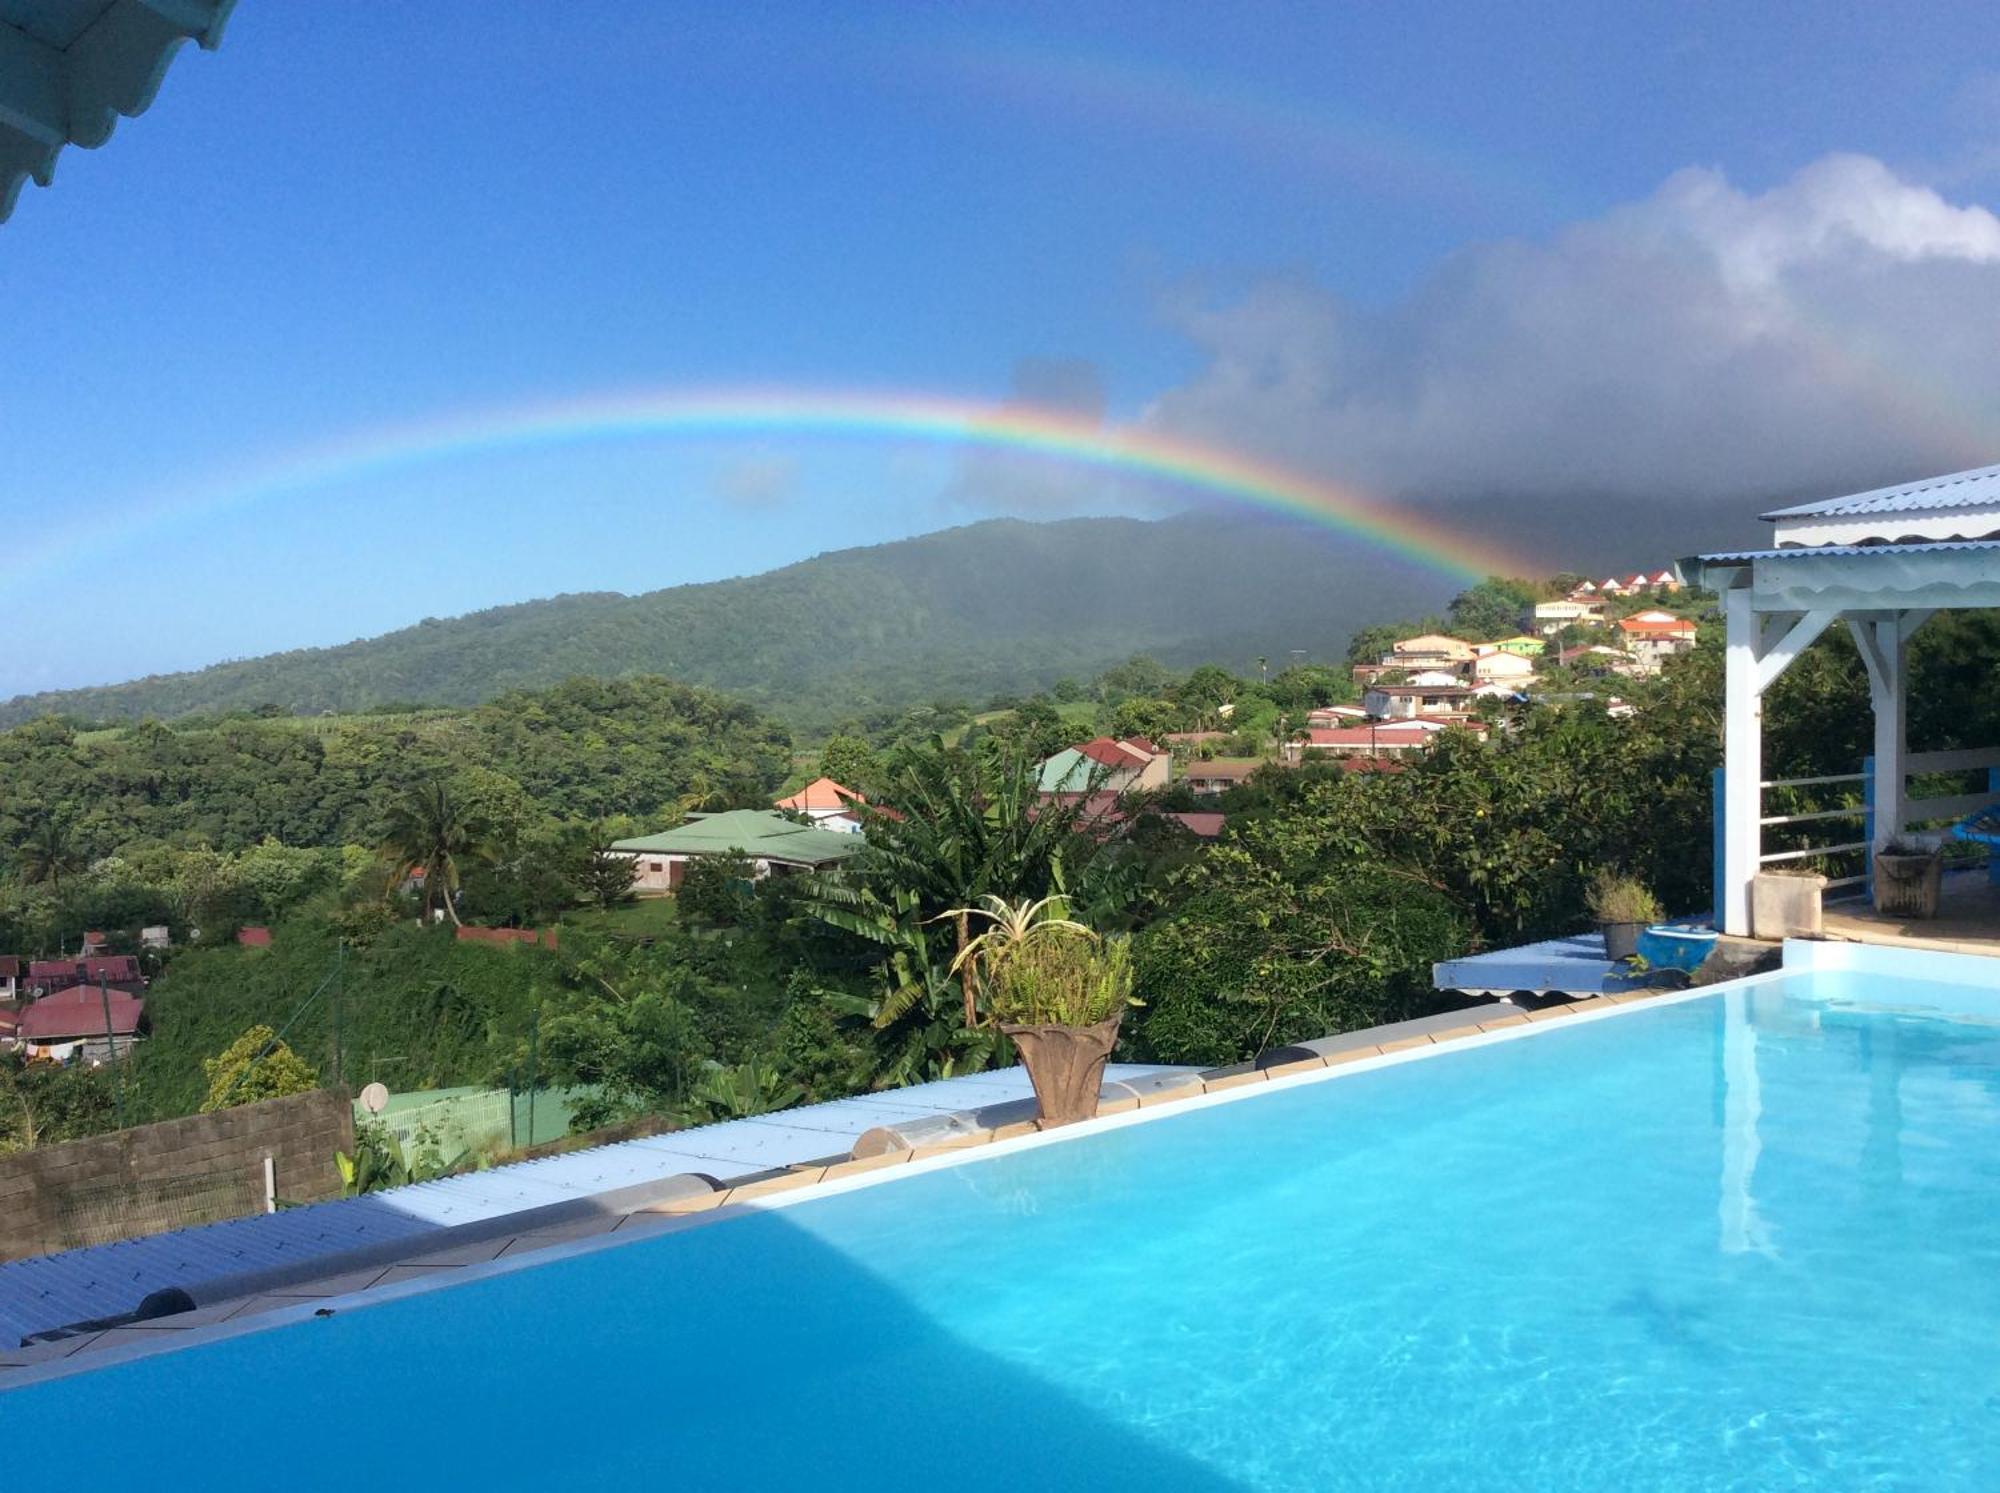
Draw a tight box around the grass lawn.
[561,896,680,937]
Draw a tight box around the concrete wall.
[0,1087,353,1262]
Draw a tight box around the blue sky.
[7,2,2000,695]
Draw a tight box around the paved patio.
[1821,871,2000,958]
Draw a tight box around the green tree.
[815,737,1109,1030]
[1111,697,1183,742]
[578,835,640,910]
[817,734,880,790]
[1136,785,1469,1065]
[16,812,83,891]
[1446,577,1539,640]
[200,1025,321,1111]
[380,777,495,927]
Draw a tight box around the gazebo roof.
[1762,462,2000,520]
[1,0,236,224]
[1683,538,2000,612]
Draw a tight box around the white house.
[1364,680,1475,719]
[1528,598,1607,635]
[1468,651,1537,685]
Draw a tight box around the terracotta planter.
[1598,921,1643,962]
[1000,1012,1124,1129]
[1874,850,1942,919]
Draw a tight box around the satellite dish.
[359,1082,390,1114]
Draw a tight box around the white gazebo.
[1685,463,2000,938]
[1,0,235,223]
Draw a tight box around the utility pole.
[331,939,345,1089]
[98,976,126,1129]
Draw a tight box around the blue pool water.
[12,970,2000,1490]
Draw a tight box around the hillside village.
[0,564,1714,1076]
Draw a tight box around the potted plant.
[1586,869,1662,962]
[950,895,1141,1128]
[1873,836,1943,919]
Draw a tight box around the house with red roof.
[1616,610,1700,673]
[774,777,867,833]
[23,955,144,996]
[1038,737,1169,795]
[19,984,145,1060]
[0,956,20,1003]
[1287,721,1469,763]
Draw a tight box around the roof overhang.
[1681,540,2000,614]
[1,0,236,224]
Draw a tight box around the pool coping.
[0,966,1821,1393]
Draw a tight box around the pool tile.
[820,1150,912,1180]
[1477,1014,1530,1030]
[1376,1035,1435,1053]
[638,1188,730,1214]
[908,1135,990,1160]
[403,1237,515,1268]
[1262,1057,1326,1080]
[1203,1070,1267,1092]
[371,1265,459,1289]
[1138,1078,1206,1107]
[1094,1095,1141,1116]
[729,1170,823,1201]
[1425,1026,1483,1045]
[1521,1006,1573,1022]
[1324,1045,1383,1065]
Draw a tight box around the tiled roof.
[774,777,863,812]
[1760,462,2000,520]
[20,986,143,1040]
[1075,737,1149,770]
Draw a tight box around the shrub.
[986,935,1138,1028]
[1584,869,1662,925]
[199,1024,320,1112]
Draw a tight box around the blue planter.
[1635,924,1718,973]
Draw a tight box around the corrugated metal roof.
[1693,538,2000,564]
[1761,463,2000,520]
[0,1063,1183,1346]
[1,0,237,224]
[610,809,863,866]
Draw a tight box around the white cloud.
[950,357,1174,516]
[1145,154,2000,557]
[712,452,800,510]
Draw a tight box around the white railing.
[1757,771,1870,887]
[1899,746,2000,833]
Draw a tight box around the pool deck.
[0,998,1581,1383]
[0,1063,1193,1354]
[1432,932,1679,999]
[1820,872,2000,958]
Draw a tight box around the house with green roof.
[609,809,864,894]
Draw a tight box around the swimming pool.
[11,952,2000,1490]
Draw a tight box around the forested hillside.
[0,676,791,860]
[0,514,1456,731]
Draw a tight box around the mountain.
[0,514,1466,731]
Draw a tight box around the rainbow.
[15,388,1532,586]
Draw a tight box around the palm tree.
[815,737,1112,1028]
[380,778,493,927]
[16,814,83,891]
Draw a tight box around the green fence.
[361,1085,593,1158]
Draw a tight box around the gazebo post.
[1721,587,1763,936]
[1850,615,1908,855]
